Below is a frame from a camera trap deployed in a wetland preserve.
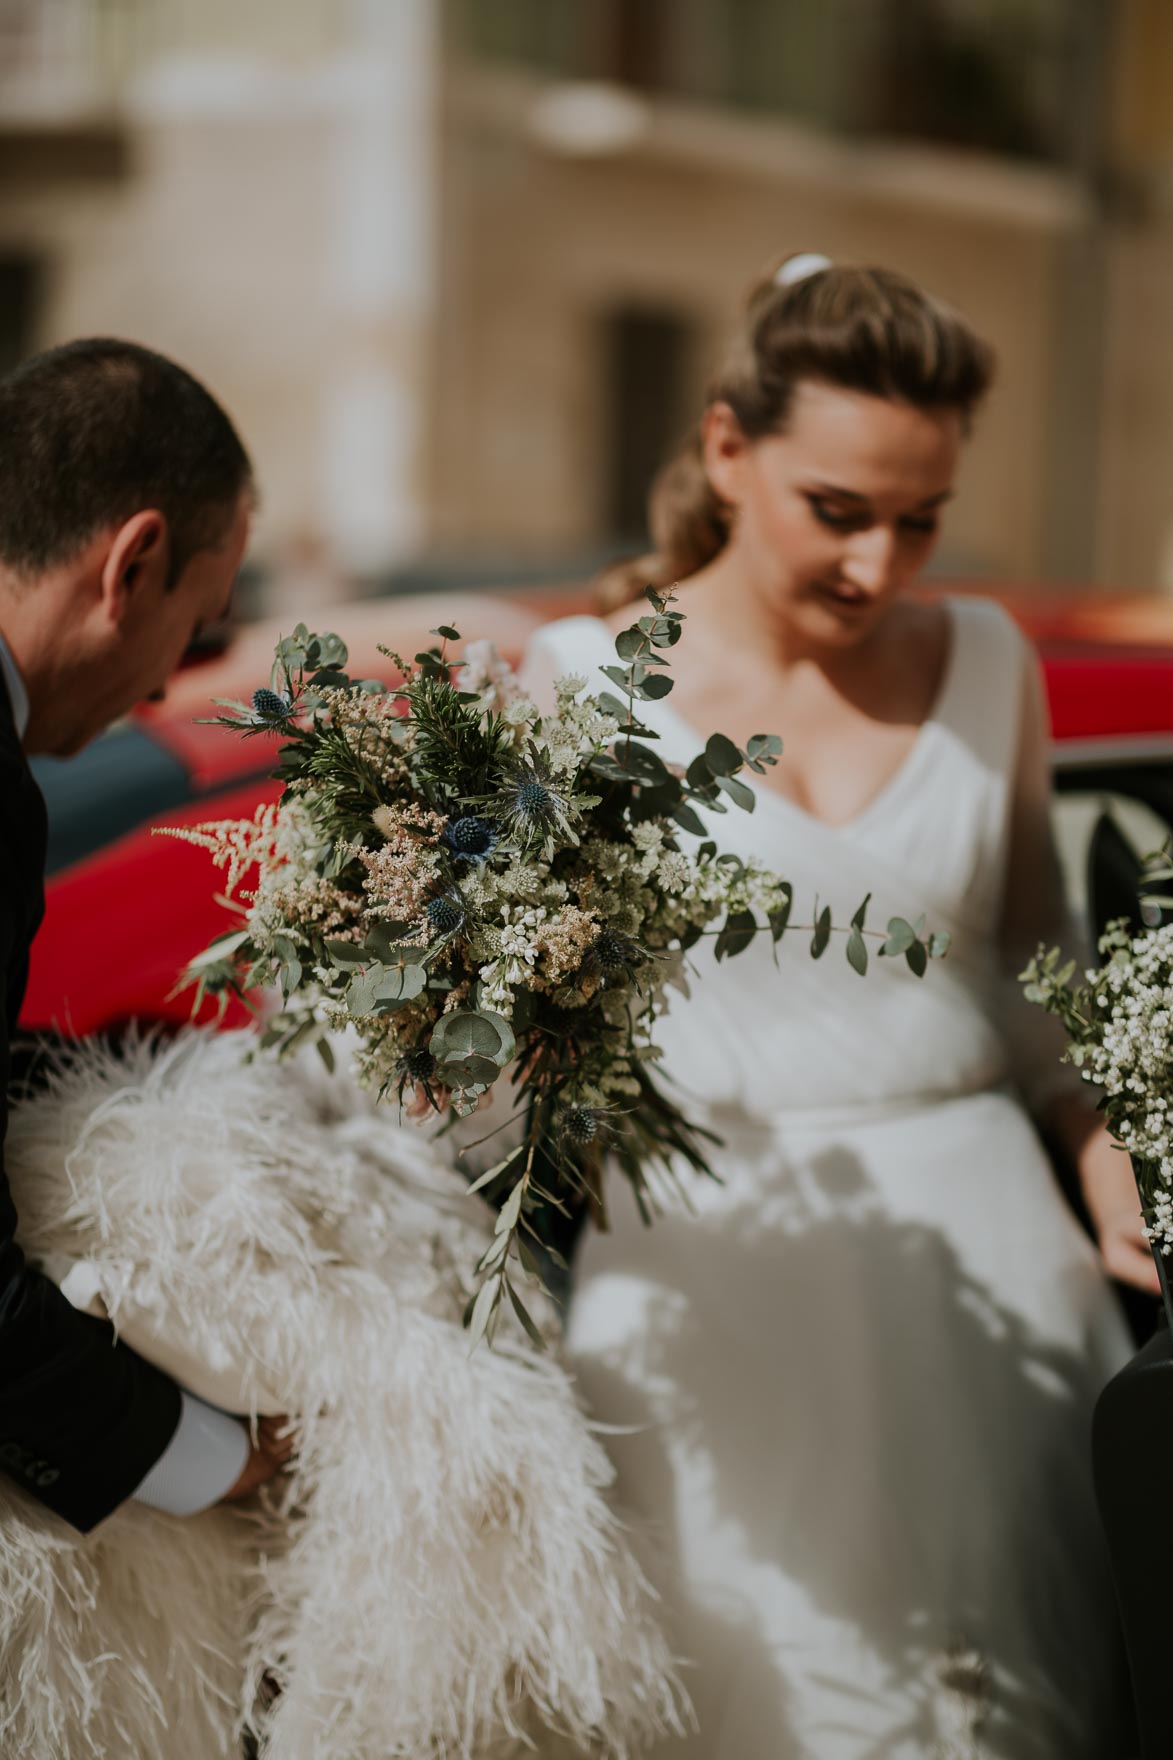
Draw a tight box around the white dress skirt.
[521,598,1133,1760]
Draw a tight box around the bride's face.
[702,380,963,646]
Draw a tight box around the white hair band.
[774,252,833,289]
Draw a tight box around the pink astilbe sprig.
[155,802,282,897]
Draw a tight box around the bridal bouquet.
[167,589,944,1339]
[1023,861,1173,1261]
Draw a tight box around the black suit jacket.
[0,675,181,1531]
[1093,1320,1173,1757]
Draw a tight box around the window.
[602,306,693,545]
[0,254,41,378]
[460,0,1093,169]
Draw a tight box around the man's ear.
[701,401,749,508]
[99,510,169,623]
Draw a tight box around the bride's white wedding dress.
[522,596,1132,1759]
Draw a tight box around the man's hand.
[220,1414,296,1502]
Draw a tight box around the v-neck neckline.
[572,599,962,837]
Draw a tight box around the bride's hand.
[1050,1097,1161,1295]
[1082,1147,1162,1294]
[221,1414,297,1502]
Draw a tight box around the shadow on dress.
[569,1143,1132,1759]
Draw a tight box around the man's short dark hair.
[0,338,254,587]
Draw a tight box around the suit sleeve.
[0,837,183,1533]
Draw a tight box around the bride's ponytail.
[596,253,994,613]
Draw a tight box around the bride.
[521,256,1144,1757]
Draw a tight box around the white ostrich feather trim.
[1,1030,688,1758]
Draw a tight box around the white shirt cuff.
[132,1390,250,1516]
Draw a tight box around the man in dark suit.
[0,338,288,1531]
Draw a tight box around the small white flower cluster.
[1071,924,1173,1253]
[537,675,620,776]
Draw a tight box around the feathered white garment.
[1,1031,687,1759]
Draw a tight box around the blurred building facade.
[0,0,1171,598]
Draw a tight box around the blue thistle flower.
[252,687,292,722]
[499,750,574,843]
[402,1047,437,1081]
[443,815,499,862]
[592,930,637,974]
[516,778,553,816]
[395,1044,440,1113]
[426,894,465,935]
[563,1106,599,1146]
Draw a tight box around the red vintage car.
[19,585,1173,1038]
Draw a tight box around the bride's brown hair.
[597,257,995,611]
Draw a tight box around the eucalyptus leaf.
[746,733,783,761]
[615,629,644,660]
[846,927,868,976]
[324,937,370,966]
[769,885,794,942]
[432,625,461,641]
[466,1147,525,1195]
[186,929,250,971]
[929,931,952,959]
[672,803,708,836]
[431,1009,515,1067]
[495,1181,524,1237]
[811,906,832,959]
[439,1052,503,1088]
[347,968,381,1015]
[372,963,428,1008]
[601,664,641,693]
[716,774,755,812]
[640,672,674,700]
[715,909,757,961]
[618,742,672,785]
[597,692,655,734]
[850,893,871,932]
[590,753,638,782]
[312,633,349,668]
[364,921,415,959]
[278,1018,318,1059]
[705,733,742,776]
[505,1280,547,1350]
[881,917,917,957]
[466,1274,501,1349]
[905,939,929,978]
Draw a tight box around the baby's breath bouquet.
[168,589,943,1342]
[1024,856,1173,1284]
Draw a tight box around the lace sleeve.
[995,644,1089,1116]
